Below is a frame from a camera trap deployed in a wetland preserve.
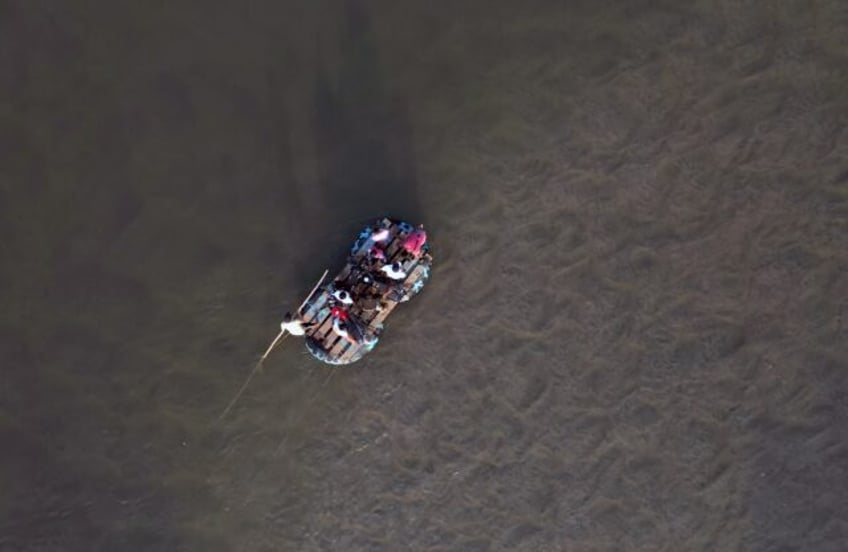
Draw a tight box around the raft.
[298,217,433,365]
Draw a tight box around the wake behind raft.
[284,217,432,365]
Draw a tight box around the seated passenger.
[330,305,349,321]
[368,245,387,263]
[380,261,407,281]
[359,295,379,314]
[371,227,391,243]
[401,225,427,257]
[361,227,390,260]
[332,318,359,346]
[330,305,369,345]
[331,288,354,305]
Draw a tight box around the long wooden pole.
[257,268,328,365]
[218,269,328,421]
[297,269,329,314]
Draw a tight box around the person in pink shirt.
[401,225,427,258]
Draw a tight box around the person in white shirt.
[371,227,390,243]
[280,312,316,336]
[331,288,354,305]
[379,261,407,281]
[365,227,390,264]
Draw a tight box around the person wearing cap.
[280,311,316,336]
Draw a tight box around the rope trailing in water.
[217,333,288,421]
[217,269,329,421]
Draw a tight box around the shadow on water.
[0,1,414,549]
[286,0,422,276]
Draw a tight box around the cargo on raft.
[297,217,432,365]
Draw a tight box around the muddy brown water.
[2,1,847,550]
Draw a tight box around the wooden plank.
[336,346,358,364]
[303,298,328,325]
[310,305,328,324]
[404,262,428,288]
[316,318,336,343]
[302,291,331,323]
[337,338,365,364]
[319,337,340,358]
[309,306,336,342]
[328,335,351,360]
[370,298,401,327]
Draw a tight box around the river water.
[2,1,847,550]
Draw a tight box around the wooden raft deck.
[299,218,432,365]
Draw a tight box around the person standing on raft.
[280,311,316,336]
